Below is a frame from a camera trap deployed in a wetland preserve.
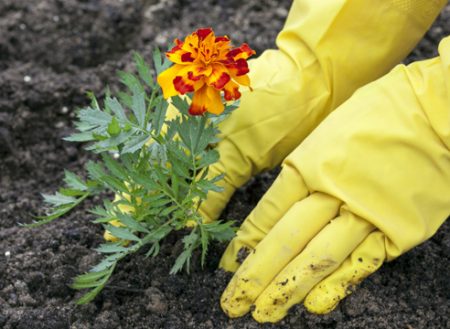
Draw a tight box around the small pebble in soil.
[61,106,69,114]
[145,287,168,315]
[23,75,32,83]
[4,251,11,258]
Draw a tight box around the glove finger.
[220,192,341,318]
[219,163,309,272]
[304,231,386,314]
[252,211,374,323]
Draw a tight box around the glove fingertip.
[218,254,240,272]
[303,284,342,314]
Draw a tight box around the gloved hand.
[198,0,446,222]
[220,36,450,323]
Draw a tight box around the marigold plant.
[33,28,253,304]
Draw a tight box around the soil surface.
[1,1,449,328]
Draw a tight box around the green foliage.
[34,50,237,304]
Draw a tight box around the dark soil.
[0,1,449,328]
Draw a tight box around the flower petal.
[166,46,196,64]
[157,64,184,99]
[215,35,230,43]
[173,76,195,94]
[189,86,208,115]
[227,43,256,61]
[173,72,204,94]
[223,80,241,101]
[188,64,211,81]
[222,58,250,77]
[195,27,214,40]
[205,86,225,114]
[207,64,231,90]
[189,85,224,115]
[232,74,251,87]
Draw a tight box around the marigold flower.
[157,27,255,115]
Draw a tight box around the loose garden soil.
[0,1,449,328]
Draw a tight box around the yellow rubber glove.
[198,0,446,222]
[220,36,450,323]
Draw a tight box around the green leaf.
[171,173,179,199]
[194,124,215,155]
[149,142,168,167]
[27,192,90,227]
[101,176,129,194]
[118,71,144,94]
[89,205,109,217]
[26,207,70,227]
[63,170,87,191]
[42,192,76,206]
[197,149,219,169]
[170,159,191,180]
[153,47,172,76]
[96,243,129,254]
[86,161,106,181]
[128,171,159,191]
[87,92,101,111]
[203,221,236,242]
[166,144,192,179]
[105,96,128,122]
[72,279,106,290]
[117,91,133,108]
[170,95,190,115]
[59,188,87,197]
[199,224,209,267]
[92,215,117,223]
[75,285,104,304]
[85,129,135,153]
[145,242,160,258]
[170,249,191,274]
[107,116,121,136]
[90,254,124,272]
[105,225,141,242]
[152,99,167,136]
[121,134,150,154]
[102,154,128,181]
[133,52,153,87]
[142,224,172,244]
[132,91,146,128]
[78,108,112,127]
[148,197,172,208]
[175,121,193,151]
[116,213,149,234]
[64,131,94,142]
[170,230,199,274]
[72,269,110,285]
[196,177,224,193]
[159,204,178,217]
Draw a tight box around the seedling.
[33,28,255,304]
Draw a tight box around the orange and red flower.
[157,28,255,115]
